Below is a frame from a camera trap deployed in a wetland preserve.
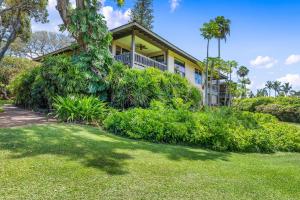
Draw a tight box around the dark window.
[195,69,202,84]
[116,46,122,55]
[122,48,130,53]
[151,55,164,63]
[175,59,185,77]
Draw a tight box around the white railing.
[114,52,131,66]
[134,53,168,71]
[114,52,168,71]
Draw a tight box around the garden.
[0,0,300,199]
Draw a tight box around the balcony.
[115,52,168,71]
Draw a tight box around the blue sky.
[33,0,300,92]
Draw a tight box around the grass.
[0,124,299,200]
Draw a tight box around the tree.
[248,91,254,98]
[8,31,73,58]
[0,0,48,61]
[213,16,231,105]
[226,60,238,106]
[290,90,300,97]
[281,82,292,96]
[130,0,154,30]
[237,66,250,98]
[265,81,273,97]
[200,21,218,106]
[56,0,121,97]
[272,81,281,97]
[256,88,268,97]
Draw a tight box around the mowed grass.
[0,124,299,200]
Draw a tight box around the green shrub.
[9,55,99,109]
[108,62,202,109]
[104,105,300,153]
[9,66,48,109]
[0,57,39,99]
[233,97,300,123]
[52,96,108,124]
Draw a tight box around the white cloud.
[250,56,278,69]
[277,74,300,88]
[170,0,181,12]
[47,0,56,10]
[285,54,300,65]
[101,6,131,29]
[34,0,130,32]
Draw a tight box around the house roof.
[34,22,201,64]
[110,22,201,64]
[32,21,227,79]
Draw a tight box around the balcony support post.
[131,30,136,68]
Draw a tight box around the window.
[150,55,165,63]
[174,59,185,77]
[116,46,122,55]
[195,69,202,85]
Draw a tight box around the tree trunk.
[217,38,221,105]
[0,10,21,61]
[209,60,214,107]
[228,68,232,106]
[204,39,210,106]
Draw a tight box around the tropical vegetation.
[234,97,300,123]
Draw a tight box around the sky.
[32,0,300,93]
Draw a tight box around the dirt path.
[0,105,56,128]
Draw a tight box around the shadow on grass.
[0,124,229,175]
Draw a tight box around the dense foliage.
[9,55,109,109]
[104,103,300,153]
[52,96,108,124]
[130,0,154,30]
[108,63,202,109]
[0,57,39,99]
[234,97,300,123]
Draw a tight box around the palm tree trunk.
[209,60,214,107]
[205,39,210,106]
[228,66,232,106]
[217,38,221,105]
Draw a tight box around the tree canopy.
[130,0,154,30]
[0,0,48,60]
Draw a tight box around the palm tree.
[265,81,273,97]
[281,82,292,96]
[237,66,250,98]
[256,88,268,97]
[200,21,218,106]
[227,60,238,106]
[272,81,281,97]
[214,16,231,105]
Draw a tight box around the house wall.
[112,39,211,105]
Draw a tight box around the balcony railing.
[114,52,168,71]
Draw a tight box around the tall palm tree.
[272,81,281,97]
[281,82,292,96]
[200,21,218,106]
[227,60,238,106]
[256,88,268,97]
[265,81,273,97]
[214,16,231,105]
[237,66,250,98]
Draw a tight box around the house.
[34,22,227,105]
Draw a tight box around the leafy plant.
[108,62,202,109]
[0,56,39,99]
[104,105,300,153]
[234,97,300,122]
[52,96,108,124]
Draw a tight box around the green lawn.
[0,124,299,200]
